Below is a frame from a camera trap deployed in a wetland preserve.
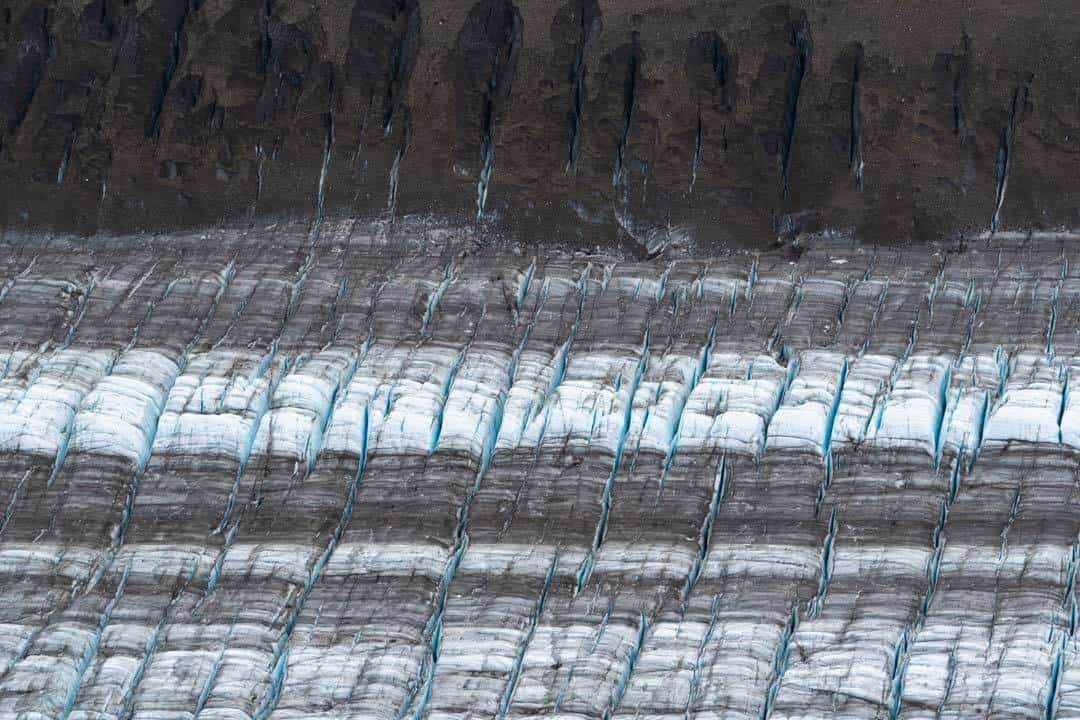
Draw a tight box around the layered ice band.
[2,231,1080,718]
[0,345,1069,472]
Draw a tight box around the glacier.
[1,227,1080,718]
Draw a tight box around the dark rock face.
[1,1,1077,249]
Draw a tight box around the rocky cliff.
[1,1,1079,251]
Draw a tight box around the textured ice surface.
[1,230,1079,718]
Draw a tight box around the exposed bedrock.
[0,1,1078,249]
[1,224,1080,716]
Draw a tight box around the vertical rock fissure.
[990,82,1028,233]
[566,0,599,173]
[4,6,51,142]
[466,0,521,219]
[57,123,77,185]
[952,33,971,143]
[147,1,196,139]
[477,62,499,217]
[780,25,811,196]
[612,33,640,187]
[382,1,420,135]
[316,70,336,224]
[848,51,864,188]
[690,110,703,193]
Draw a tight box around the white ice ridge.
[939,354,1001,457]
[872,354,952,456]
[679,353,788,456]
[767,351,847,455]
[435,349,513,458]
[496,349,647,456]
[152,350,279,461]
[321,344,465,457]
[70,350,181,468]
[0,349,113,458]
[4,347,1080,469]
[247,349,355,467]
[829,353,895,447]
[984,351,1067,446]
